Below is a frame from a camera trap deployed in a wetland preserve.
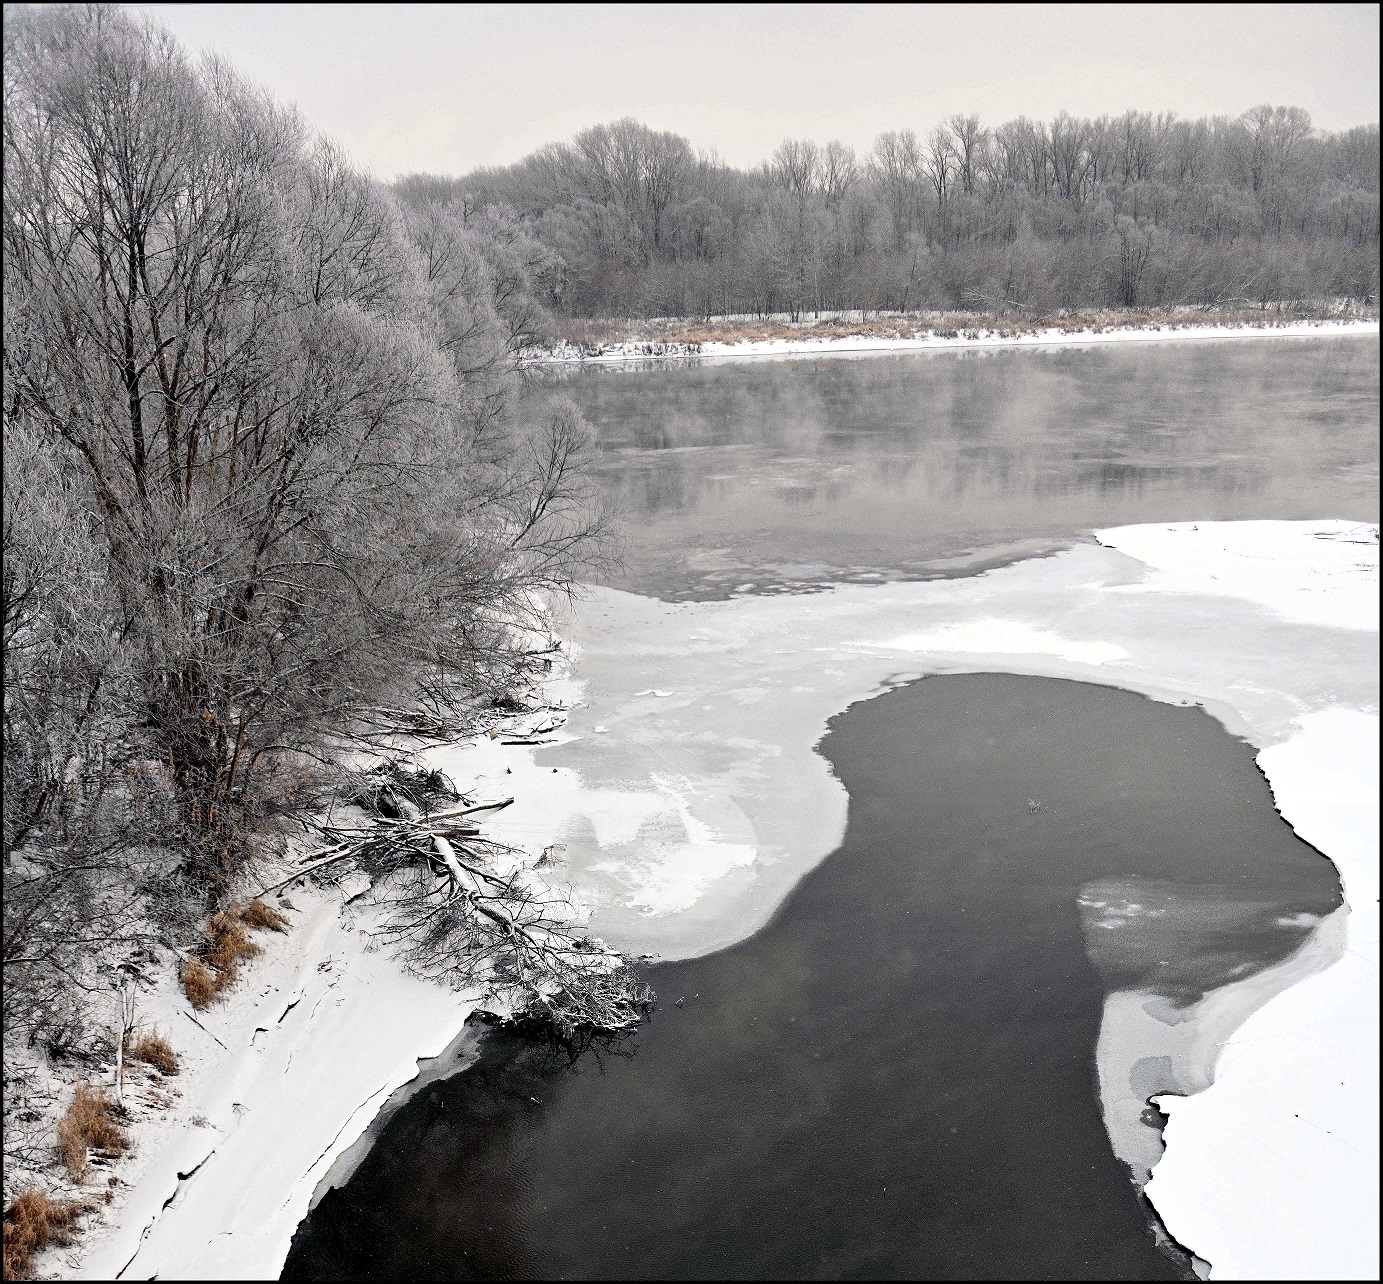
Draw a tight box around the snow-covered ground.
[58,519,1377,1280]
[539,317,1379,364]
[1146,706,1378,1281]
[67,887,480,1281]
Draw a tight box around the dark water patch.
[1077,877,1328,1003]
[285,675,1341,1280]
[629,535,1079,603]
[538,339,1380,599]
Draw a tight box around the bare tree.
[1111,215,1159,305]
[767,138,821,197]
[947,114,988,197]
[925,125,958,214]
[1235,104,1314,195]
[569,118,695,259]
[871,129,924,249]
[819,141,860,207]
[1049,112,1093,202]
[991,118,1034,191]
[4,4,613,902]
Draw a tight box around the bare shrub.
[54,1086,126,1184]
[3,1187,81,1280]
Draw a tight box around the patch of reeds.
[180,899,290,1007]
[54,1085,127,1184]
[238,898,289,933]
[124,1029,179,1076]
[180,956,218,1009]
[2,1188,82,1280]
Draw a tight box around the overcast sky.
[133,3,1380,179]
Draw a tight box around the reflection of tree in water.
[504,1009,648,1071]
[285,1014,646,1281]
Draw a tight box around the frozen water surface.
[77,338,1377,1281]
[286,669,1345,1281]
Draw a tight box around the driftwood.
[353,816,650,1040]
[261,764,651,1041]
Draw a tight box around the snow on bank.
[60,520,1377,1279]
[1107,519,1378,631]
[1092,523,1377,1277]
[538,318,1379,365]
[1146,707,1379,1281]
[70,888,478,1281]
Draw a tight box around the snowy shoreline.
[57,520,1378,1281]
[67,889,480,1281]
[535,317,1379,365]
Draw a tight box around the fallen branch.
[246,761,651,1042]
[308,808,652,1040]
[426,798,514,820]
[181,1009,227,1050]
[253,844,356,897]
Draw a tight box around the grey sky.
[134,3,1380,179]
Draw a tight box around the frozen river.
[287,674,1342,1280]
[283,336,1378,1280]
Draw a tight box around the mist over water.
[543,337,1379,598]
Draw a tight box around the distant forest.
[397,110,1381,320]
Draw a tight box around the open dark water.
[285,675,1341,1280]
[546,337,1379,598]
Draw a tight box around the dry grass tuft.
[125,1029,179,1076]
[3,1187,82,1280]
[239,898,289,933]
[202,909,260,980]
[181,898,291,1007]
[180,955,217,1009]
[54,1085,127,1184]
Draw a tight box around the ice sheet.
[65,521,1378,1280]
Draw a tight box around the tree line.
[406,108,1379,320]
[2,3,611,1091]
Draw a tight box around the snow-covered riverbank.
[1146,705,1378,1280]
[537,317,1379,364]
[57,520,1377,1280]
[67,889,478,1281]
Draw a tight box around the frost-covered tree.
[435,101,1377,319]
[3,4,611,909]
